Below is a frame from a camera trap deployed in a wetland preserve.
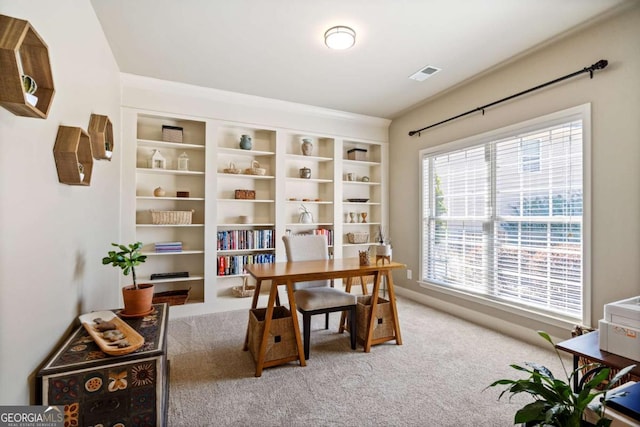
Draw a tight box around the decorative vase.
[153,186,166,197]
[301,138,313,156]
[299,167,311,179]
[299,212,313,223]
[121,283,154,316]
[239,134,252,150]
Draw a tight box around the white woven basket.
[150,209,194,225]
[232,277,255,298]
[347,232,369,244]
[244,160,266,176]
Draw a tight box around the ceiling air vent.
[409,65,441,82]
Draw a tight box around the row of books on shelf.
[217,253,276,276]
[217,229,275,251]
[155,241,182,252]
[286,228,334,246]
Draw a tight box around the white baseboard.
[394,286,569,347]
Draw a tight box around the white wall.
[0,0,121,404]
[389,4,640,340]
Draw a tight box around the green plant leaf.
[583,367,611,391]
[537,330,554,346]
[510,363,534,373]
[526,362,555,380]
[607,364,636,389]
[487,379,516,387]
[103,242,147,287]
[514,400,548,423]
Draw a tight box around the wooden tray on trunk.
[79,311,145,356]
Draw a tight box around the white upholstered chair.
[282,234,357,359]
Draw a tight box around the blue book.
[606,381,640,421]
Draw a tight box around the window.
[420,105,589,323]
[521,139,541,172]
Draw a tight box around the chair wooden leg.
[349,307,356,350]
[339,277,354,333]
[303,313,311,360]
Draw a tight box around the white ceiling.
[90,0,631,119]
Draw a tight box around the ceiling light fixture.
[324,26,356,50]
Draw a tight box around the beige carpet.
[166,296,566,426]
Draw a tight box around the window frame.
[418,104,591,328]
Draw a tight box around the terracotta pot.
[121,283,154,316]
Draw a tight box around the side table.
[36,303,169,426]
[556,330,640,392]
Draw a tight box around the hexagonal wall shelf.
[53,126,93,186]
[0,14,55,119]
[88,114,114,160]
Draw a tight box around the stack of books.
[154,242,183,253]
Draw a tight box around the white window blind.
[422,111,585,320]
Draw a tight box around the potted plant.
[102,242,154,316]
[487,331,635,427]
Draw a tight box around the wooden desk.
[243,258,406,376]
[556,331,640,391]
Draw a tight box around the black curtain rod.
[408,59,609,137]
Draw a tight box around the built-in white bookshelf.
[122,107,388,317]
[121,110,213,315]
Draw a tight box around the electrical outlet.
[407,269,412,280]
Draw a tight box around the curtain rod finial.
[593,59,608,70]
[588,59,608,78]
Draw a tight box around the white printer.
[598,296,640,361]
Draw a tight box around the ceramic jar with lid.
[299,167,311,179]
